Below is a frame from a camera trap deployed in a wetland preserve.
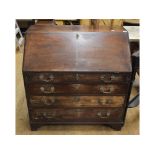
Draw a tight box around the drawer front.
[25,73,130,83]
[28,84,128,95]
[30,108,123,122]
[29,96,125,108]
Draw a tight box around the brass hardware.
[43,112,47,117]
[40,86,55,94]
[100,75,105,81]
[98,98,113,105]
[33,112,41,120]
[98,98,106,105]
[49,74,54,81]
[100,75,117,82]
[73,84,80,90]
[43,97,55,105]
[75,73,79,81]
[51,86,55,93]
[99,86,104,93]
[30,97,56,105]
[33,117,39,120]
[97,111,110,118]
[39,74,44,80]
[39,74,54,82]
[103,88,111,93]
[45,115,55,119]
[110,75,116,80]
[40,86,48,93]
[42,112,55,119]
[100,86,112,94]
[30,98,40,104]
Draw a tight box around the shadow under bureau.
[23,24,132,131]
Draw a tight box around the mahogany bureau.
[23,24,132,131]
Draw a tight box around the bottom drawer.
[30,108,123,122]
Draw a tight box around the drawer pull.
[100,75,117,82]
[43,97,56,105]
[30,99,40,104]
[33,117,39,120]
[39,74,54,82]
[33,112,41,120]
[40,86,55,94]
[100,75,105,81]
[97,111,111,118]
[30,97,56,105]
[100,86,112,94]
[98,98,112,105]
[42,112,56,119]
[73,84,80,90]
[110,75,116,80]
[75,73,79,81]
[99,86,104,93]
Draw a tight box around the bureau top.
[23,24,132,72]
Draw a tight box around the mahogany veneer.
[23,24,132,131]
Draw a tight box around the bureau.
[23,24,132,131]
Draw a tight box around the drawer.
[29,96,125,108]
[30,108,123,122]
[28,84,129,95]
[25,73,130,83]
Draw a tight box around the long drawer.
[29,96,125,108]
[27,83,129,95]
[25,72,130,84]
[30,107,123,122]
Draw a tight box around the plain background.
[0,0,155,155]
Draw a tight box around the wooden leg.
[30,124,40,131]
[108,124,123,131]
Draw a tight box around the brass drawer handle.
[98,98,112,105]
[110,75,116,80]
[33,116,39,120]
[100,86,112,94]
[75,73,79,81]
[30,98,40,104]
[42,112,56,119]
[97,111,111,118]
[33,112,42,120]
[40,86,55,94]
[30,97,55,105]
[100,75,105,81]
[39,74,54,82]
[43,97,56,105]
[100,75,116,81]
[73,84,80,90]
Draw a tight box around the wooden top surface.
[23,25,132,72]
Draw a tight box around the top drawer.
[24,72,131,84]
